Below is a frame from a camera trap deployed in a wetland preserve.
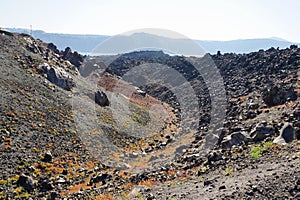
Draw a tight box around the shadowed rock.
[89,173,112,185]
[38,62,76,91]
[221,132,250,149]
[273,123,295,144]
[62,47,83,68]
[250,123,274,142]
[262,85,297,107]
[17,174,36,191]
[95,90,110,107]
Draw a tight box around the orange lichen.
[67,178,92,194]
[85,161,95,169]
[231,95,249,102]
[95,193,114,200]
[138,180,157,188]
[121,182,134,190]
[167,170,176,175]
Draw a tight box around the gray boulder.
[39,63,75,91]
[221,132,250,149]
[47,67,75,91]
[273,123,295,144]
[250,123,274,142]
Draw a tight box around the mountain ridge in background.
[6,27,299,55]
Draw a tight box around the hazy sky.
[1,0,300,42]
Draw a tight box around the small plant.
[263,141,274,150]
[121,192,129,199]
[225,167,234,176]
[135,192,145,200]
[7,175,19,185]
[251,146,262,158]
[14,186,23,194]
[18,191,31,198]
[0,179,6,185]
[196,163,207,176]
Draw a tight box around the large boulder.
[273,123,295,144]
[221,132,251,149]
[250,122,274,142]
[39,63,75,91]
[262,85,297,107]
[95,91,109,107]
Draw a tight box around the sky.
[1,0,300,42]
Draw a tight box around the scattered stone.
[204,179,214,187]
[95,90,110,107]
[28,166,36,172]
[42,151,53,162]
[50,191,59,200]
[219,185,226,190]
[89,173,112,185]
[1,30,300,200]
[56,177,67,184]
[129,152,139,158]
[207,150,223,163]
[39,179,54,191]
[17,174,36,191]
[128,186,150,199]
[146,193,155,200]
[38,62,76,91]
[248,102,259,110]
[47,43,60,54]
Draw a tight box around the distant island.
[6,28,299,55]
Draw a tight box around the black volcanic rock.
[95,90,109,107]
[17,174,36,191]
[262,85,297,107]
[273,123,295,144]
[89,173,112,185]
[47,42,60,54]
[61,47,84,68]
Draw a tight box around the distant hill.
[6,28,299,55]
[197,39,298,54]
[6,28,109,54]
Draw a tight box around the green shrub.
[251,146,262,158]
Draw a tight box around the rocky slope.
[0,29,182,199]
[0,29,299,199]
